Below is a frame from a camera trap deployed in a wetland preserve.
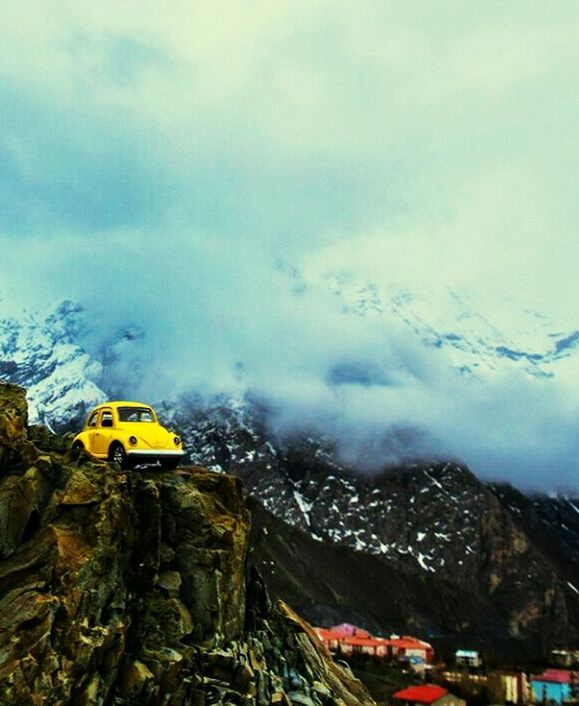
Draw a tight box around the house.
[530,669,576,704]
[455,649,482,668]
[391,636,434,664]
[337,636,389,658]
[393,685,465,706]
[313,625,434,664]
[487,671,529,704]
[314,628,341,652]
[328,623,371,638]
[501,671,529,704]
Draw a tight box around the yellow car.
[71,401,184,470]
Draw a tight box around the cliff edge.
[0,383,374,706]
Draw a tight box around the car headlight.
[129,436,137,445]
[174,436,181,446]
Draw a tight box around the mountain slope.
[248,496,554,661]
[166,395,579,653]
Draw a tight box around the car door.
[92,408,114,456]
[84,410,100,454]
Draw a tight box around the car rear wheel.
[109,442,130,470]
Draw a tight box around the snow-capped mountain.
[4,276,579,429]
[164,393,579,647]
[166,394,578,567]
[320,273,579,379]
[0,301,106,430]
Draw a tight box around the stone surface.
[0,383,31,472]
[0,382,374,706]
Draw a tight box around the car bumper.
[126,449,185,457]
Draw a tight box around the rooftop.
[533,669,576,684]
[394,685,449,703]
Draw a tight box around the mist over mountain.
[2,1,579,494]
[1,284,578,491]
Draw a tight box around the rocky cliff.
[0,383,373,706]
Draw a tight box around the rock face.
[0,384,373,706]
[248,495,576,662]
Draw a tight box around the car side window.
[88,411,99,427]
[101,410,113,428]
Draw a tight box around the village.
[314,624,579,706]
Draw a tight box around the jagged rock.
[157,569,182,595]
[0,382,374,706]
[120,659,155,699]
[27,424,72,454]
[0,383,31,472]
[0,382,27,440]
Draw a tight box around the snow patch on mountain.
[319,274,579,380]
[0,302,106,429]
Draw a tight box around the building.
[455,650,482,668]
[530,669,576,704]
[336,636,389,658]
[393,685,465,706]
[487,671,529,704]
[313,625,434,664]
[391,637,434,664]
[328,623,371,638]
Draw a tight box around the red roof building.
[394,686,448,703]
[394,685,465,706]
[313,625,434,664]
[327,623,371,638]
[537,669,574,683]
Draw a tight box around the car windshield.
[117,407,155,423]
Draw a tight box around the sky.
[1,1,578,489]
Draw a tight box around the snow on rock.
[0,302,106,430]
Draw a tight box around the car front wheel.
[71,441,84,461]
[109,442,130,470]
[160,457,180,471]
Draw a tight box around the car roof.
[94,401,154,409]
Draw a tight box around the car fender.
[72,431,92,448]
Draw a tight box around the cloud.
[1,1,579,489]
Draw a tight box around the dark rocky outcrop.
[0,383,374,706]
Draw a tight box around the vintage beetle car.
[72,401,184,469]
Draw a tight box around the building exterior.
[393,685,465,706]
[501,671,529,704]
[455,650,482,668]
[313,625,434,664]
[530,669,575,704]
[328,623,371,638]
[391,637,434,664]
